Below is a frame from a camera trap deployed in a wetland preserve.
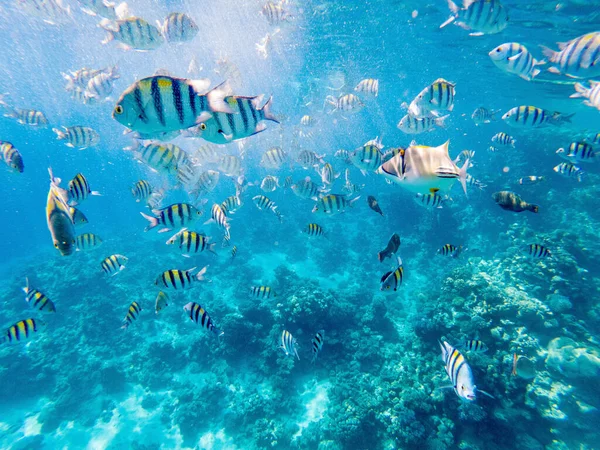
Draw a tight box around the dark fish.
[367,195,384,216]
[311,329,325,363]
[378,233,401,262]
[492,191,539,213]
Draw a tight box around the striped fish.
[527,244,552,259]
[1,141,24,173]
[380,257,403,292]
[53,126,100,149]
[439,341,477,401]
[183,302,223,337]
[252,195,283,222]
[141,203,203,233]
[113,76,233,139]
[75,233,103,251]
[134,142,190,176]
[438,244,463,258]
[100,17,164,50]
[262,1,290,24]
[250,286,276,298]
[298,150,325,168]
[281,330,299,360]
[460,340,488,353]
[17,0,71,24]
[193,170,220,195]
[68,173,101,206]
[193,144,220,166]
[261,147,286,169]
[466,174,486,190]
[221,194,242,216]
[155,291,169,314]
[553,162,584,182]
[122,301,142,329]
[160,13,199,43]
[205,204,231,236]
[325,93,364,114]
[70,87,95,105]
[231,245,237,259]
[63,67,110,90]
[303,223,325,237]
[571,81,600,111]
[354,78,379,96]
[334,149,351,163]
[283,175,293,190]
[492,191,539,213]
[132,180,153,202]
[78,0,117,19]
[440,0,508,36]
[261,175,279,192]
[471,107,498,125]
[502,106,573,128]
[541,32,600,79]
[155,266,208,290]
[311,330,325,363]
[70,207,88,226]
[408,78,455,117]
[415,192,448,209]
[518,176,544,185]
[3,108,49,126]
[218,155,243,177]
[2,319,42,344]
[166,228,216,255]
[312,194,360,215]
[86,71,118,100]
[382,147,404,163]
[350,143,383,175]
[491,132,516,148]
[592,133,600,146]
[46,168,76,256]
[300,115,314,127]
[398,113,447,134]
[556,142,596,163]
[23,278,56,313]
[489,43,543,81]
[319,163,339,186]
[343,169,365,195]
[101,254,128,276]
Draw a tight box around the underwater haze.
[1,0,600,449]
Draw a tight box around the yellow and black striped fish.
[218,155,243,176]
[155,266,208,290]
[46,168,77,256]
[311,329,325,363]
[231,245,237,259]
[527,244,552,259]
[409,78,455,117]
[312,194,360,215]
[252,195,283,222]
[1,141,24,173]
[166,229,216,255]
[221,194,242,216]
[250,286,276,298]
[439,340,477,401]
[291,177,324,200]
[437,244,463,257]
[76,233,103,251]
[122,301,142,329]
[206,204,231,236]
[155,291,169,314]
[101,254,128,276]
[69,207,88,226]
[3,108,49,126]
[135,142,189,176]
[141,203,203,232]
[53,126,100,149]
[23,278,56,313]
[440,0,507,36]
[161,12,199,43]
[380,257,403,292]
[262,1,290,24]
[281,330,299,359]
[100,17,164,50]
[68,173,101,206]
[183,302,223,337]
[303,223,325,237]
[502,106,573,128]
[460,339,488,353]
[132,180,153,202]
[2,318,42,344]
[354,78,379,96]
[260,146,286,169]
[542,32,600,79]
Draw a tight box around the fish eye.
[200,123,207,130]
[496,48,501,52]
[54,242,58,248]
[386,285,390,290]
[114,105,124,115]
[461,385,465,390]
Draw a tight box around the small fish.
[556,142,596,163]
[46,168,77,256]
[489,43,544,81]
[292,177,325,200]
[193,170,220,196]
[67,173,101,206]
[378,233,401,262]
[488,146,500,152]
[1,141,24,173]
[221,194,242,216]
[325,93,364,114]
[492,191,539,213]
[218,155,243,177]
[75,233,103,251]
[23,278,56,313]
[460,340,488,352]
[380,257,404,292]
[335,149,351,162]
[131,142,190,176]
[491,132,516,148]
[155,266,208,290]
[193,144,220,166]
[262,1,291,24]
[439,341,487,402]
[502,106,572,128]
[283,176,293,190]
[70,207,88,226]
[343,169,365,195]
[438,244,463,258]
[132,180,153,202]
[281,330,299,360]
[261,175,279,192]
[440,0,508,36]
[350,141,383,175]
[319,163,339,185]
[518,176,544,185]
[261,147,286,169]
[100,17,164,50]
[300,115,314,127]
[382,147,404,163]
[571,81,600,111]
[86,67,120,99]
[415,192,448,208]
[70,87,95,105]
[2,319,42,344]
[466,174,486,190]
[155,291,169,314]
[101,254,128,276]
[408,78,455,117]
[471,107,498,125]
[141,203,203,233]
[231,245,237,259]
[354,78,379,96]
[183,302,223,337]
[53,126,100,149]
[78,0,118,19]
[311,329,325,362]
[511,354,536,379]
[541,32,600,79]
[250,286,276,298]
[122,301,142,329]
[166,228,217,256]
[205,204,231,237]
[312,194,360,215]
[298,150,325,168]
[367,196,383,216]
[527,244,552,259]
[252,195,283,222]
[397,113,448,134]
[553,162,584,182]
[303,223,326,237]
[160,12,199,42]
[3,108,49,126]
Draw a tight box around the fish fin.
[195,265,209,281]
[435,115,449,128]
[478,389,495,399]
[99,18,118,32]
[205,81,235,114]
[52,128,65,140]
[380,271,392,282]
[140,212,159,231]
[260,96,279,123]
[540,45,557,63]
[188,78,211,94]
[91,191,101,196]
[459,159,469,198]
[349,196,361,207]
[23,277,30,294]
[439,16,456,29]
[533,58,546,66]
[469,31,484,37]
[208,243,218,256]
[115,2,130,19]
[507,52,523,61]
[430,188,439,194]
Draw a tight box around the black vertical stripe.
[188,85,197,118]
[172,78,184,124]
[151,77,165,126]
[237,98,249,132]
[133,87,148,123]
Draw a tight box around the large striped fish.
[2,319,43,344]
[376,141,469,196]
[407,78,455,118]
[541,32,600,79]
[113,76,233,139]
[100,17,164,51]
[439,341,493,401]
[46,168,76,256]
[440,0,508,36]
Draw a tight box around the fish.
[193,170,220,196]
[397,114,448,134]
[86,66,120,99]
[160,12,198,42]
[491,132,516,148]
[335,149,351,162]
[460,340,488,352]
[312,194,360,215]
[415,192,449,208]
[205,204,231,237]
[78,0,119,19]
[376,140,469,196]
[571,81,600,111]
[556,142,596,163]
[488,146,500,153]
[380,257,404,292]
[439,341,492,402]
[262,1,291,24]
[101,254,128,276]
[252,195,283,222]
[23,278,56,313]
[438,244,463,258]
[518,176,544,185]
[541,32,600,79]
[250,286,276,298]
[1,141,24,173]
[62,67,112,90]
[166,228,217,256]
[2,107,49,126]
[193,144,220,166]
[53,126,100,149]
[325,93,364,114]
[378,233,401,262]
[1,319,42,344]
[132,180,153,202]
[75,233,103,251]
[440,0,508,36]
[112,76,232,139]
[183,302,223,337]
[100,17,164,50]
[511,354,536,379]
[553,162,584,182]
[303,223,326,237]
[231,245,238,259]
[155,291,169,314]
[122,301,142,329]
[527,244,552,259]
[343,169,365,195]
[70,87,95,105]
[350,141,383,175]
[492,191,539,213]
[354,78,379,96]
[155,266,208,290]
[218,155,243,177]
[17,0,71,24]
[382,147,405,163]
[471,107,499,125]
[298,150,325,168]
[70,207,88,226]
[300,115,314,127]
[46,168,77,256]
[283,176,293,190]
[221,194,243,216]
[67,173,101,206]
[261,175,279,192]
[131,142,190,176]
[281,330,299,360]
[502,106,572,128]
[261,147,286,169]
[466,174,486,190]
[407,78,455,117]
[367,196,384,216]
[311,330,325,363]
[141,203,204,233]
[319,163,339,185]
[489,43,544,81]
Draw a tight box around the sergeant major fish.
[350,140,383,175]
[67,173,101,206]
[166,228,217,256]
[156,266,208,290]
[571,81,600,111]
[184,302,223,337]
[471,107,499,125]
[440,0,508,36]
[100,17,164,51]
[354,78,379,96]
[141,203,204,232]
[53,126,100,149]
[101,254,128,276]
[122,301,142,329]
[556,142,596,163]
[502,106,573,128]
[281,330,299,360]
[312,194,360,215]
[489,43,544,81]
[407,78,455,118]
[311,330,325,363]
[23,278,56,313]
[380,257,403,292]
[75,233,103,251]
[541,32,600,79]
[397,113,448,134]
[2,319,43,344]
[252,195,283,222]
[160,12,199,43]
[554,162,584,182]
[1,141,24,173]
[250,286,276,298]
[527,244,552,259]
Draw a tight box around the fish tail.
[195,265,209,281]
[570,83,588,98]
[458,159,469,197]
[140,212,159,231]
[260,96,280,124]
[52,127,65,140]
[435,115,449,128]
[91,191,102,196]
[531,68,541,79]
[527,203,540,213]
[439,0,458,28]
[540,45,558,63]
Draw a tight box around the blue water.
[1,0,599,448]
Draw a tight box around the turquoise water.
[1,0,600,448]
